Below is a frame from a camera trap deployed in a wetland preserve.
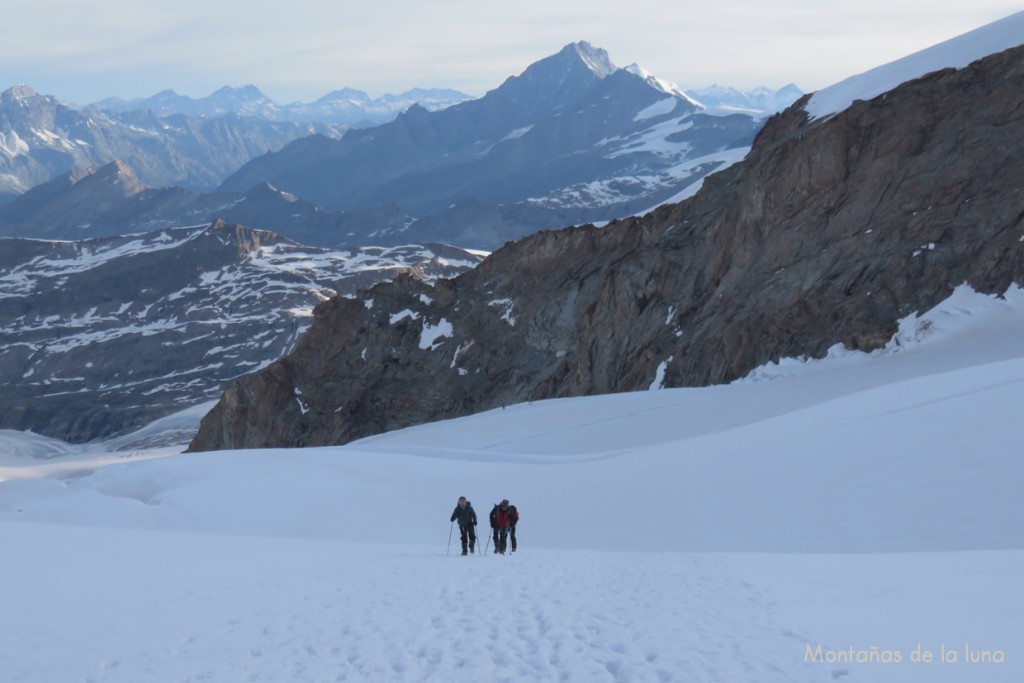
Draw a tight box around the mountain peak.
[105,159,139,178]
[512,41,618,85]
[4,84,42,102]
[489,41,618,108]
[560,41,617,78]
[211,85,268,101]
[317,87,372,104]
[68,160,146,190]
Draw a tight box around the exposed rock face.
[0,222,482,442]
[188,45,1024,452]
[0,161,149,237]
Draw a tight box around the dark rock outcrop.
[188,45,1024,452]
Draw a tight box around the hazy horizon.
[2,2,1021,106]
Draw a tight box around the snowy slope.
[0,285,1021,682]
[806,10,1024,119]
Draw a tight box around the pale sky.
[3,1,1021,104]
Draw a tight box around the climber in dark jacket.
[450,496,478,555]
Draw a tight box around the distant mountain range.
[684,84,803,115]
[0,222,483,441]
[217,42,769,248]
[0,85,348,195]
[0,84,470,200]
[93,85,473,126]
[1,44,798,250]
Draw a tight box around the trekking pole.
[447,521,454,556]
[483,530,491,555]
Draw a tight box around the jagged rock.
[188,45,1024,452]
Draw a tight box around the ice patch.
[390,309,419,324]
[649,356,673,390]
[500,125,533,141]
[488,298,516,326]
[420,318,453,350]
[634,97,678,122]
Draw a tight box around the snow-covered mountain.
[0,222,483,442]
[0,85,347,195]
[94,85,473,126]
[0,284,1020,681]
[218,42,761,249]
[685,83,804,116]
[2,45,762,250]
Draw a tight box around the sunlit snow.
[805,11,1024,119]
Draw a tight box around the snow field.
[0,286,1022,681]
[0,522,830,683]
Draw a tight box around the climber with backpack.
[450,496,478,555]
[489,499,519,554]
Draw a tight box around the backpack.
[491,503,519,527]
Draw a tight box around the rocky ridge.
[0,161,413,245]
[188,43,1024,452]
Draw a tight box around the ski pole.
[483,530,491,555]
[447,521,454,556]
